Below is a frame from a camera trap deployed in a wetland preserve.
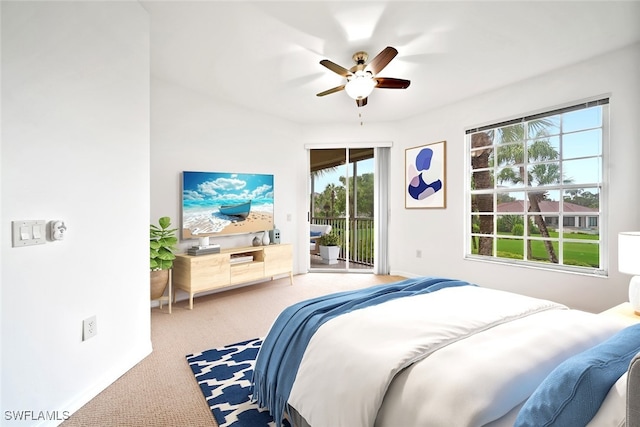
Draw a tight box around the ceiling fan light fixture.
[317,47,409,107]
[345,71,375,100]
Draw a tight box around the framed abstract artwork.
[405,141,446,209]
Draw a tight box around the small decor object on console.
[270,227,280,244]
[187,244,221,256]
[230,253,254,264]
[619,231,640,315]
[262,230,270,246]
[253,235,261,246]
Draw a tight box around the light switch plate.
[12,220,46,247]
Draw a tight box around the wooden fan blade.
[366,46,398,75]
[356,97,368,107]
[316,85,345,97]
[375,77,411,89]
[319,59,351,77]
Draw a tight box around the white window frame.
[464,98,609,276]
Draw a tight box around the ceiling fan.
[316,46,410,107]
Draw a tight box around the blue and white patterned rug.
[186,337,291,427]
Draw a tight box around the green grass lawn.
[491,232,600,267]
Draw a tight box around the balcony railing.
[311,217,374,267]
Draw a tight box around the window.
[466,99,608,275]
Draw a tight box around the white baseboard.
[389,269,421,278]
[40,341,153,427]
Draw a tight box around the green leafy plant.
[317,232,341,247]
[150,216,178,270]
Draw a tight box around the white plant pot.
[319,245,340,264]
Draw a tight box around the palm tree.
[471,118,562,263]
[496,138,561,263]
[470,132,494,255]
[310,167,339,219]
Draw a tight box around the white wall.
[387,44,640,312]
[1,2,150,425]
[150,78,307,272]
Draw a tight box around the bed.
[251,276,640,427]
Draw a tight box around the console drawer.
[230,261,264,284]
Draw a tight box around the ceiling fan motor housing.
[352,51,368,64]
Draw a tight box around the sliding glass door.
[309,147,382,272]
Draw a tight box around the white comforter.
[287,286,625,427]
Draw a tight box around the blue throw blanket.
[251,276,473,426]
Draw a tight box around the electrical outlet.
[416,249,422,258]
[83,315,97,341]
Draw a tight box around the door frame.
[305,141,392,273]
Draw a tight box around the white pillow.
[586,372,627,427]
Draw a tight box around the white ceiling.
[142,1,640,125]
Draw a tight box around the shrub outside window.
[466,99,608,275]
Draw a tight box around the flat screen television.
[181,171,274,239]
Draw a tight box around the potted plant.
[317,232,341,265]
[150,216,178,300]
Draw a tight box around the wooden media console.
[173,243,293,309]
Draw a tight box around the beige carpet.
[62,273,403,427]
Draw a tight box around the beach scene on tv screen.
[182,171,274,238]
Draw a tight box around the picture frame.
[405,141,446,209]
[181,171,274,239]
